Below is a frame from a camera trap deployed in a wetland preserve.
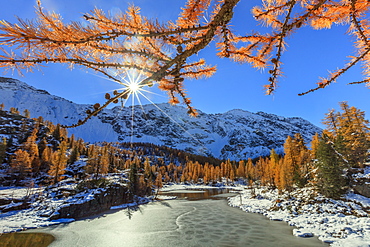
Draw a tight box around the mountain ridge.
[0,77,321,160]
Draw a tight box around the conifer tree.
[86,145,110,177]
[236,160,246,179]
[38,138,48,158]
[76,139,87,156]
[337,102,370,168]
[203,163,211,184]
[215,166,221,182]
[282,136,295,191]
[41,146,52,172]
[229,164,235,182]
[281,134,311,189]
[10,149,32,182]
[68,146,80,165]
[0,137,6,165]
[86,145,97,174]
[128,159,139,194]
[322,102,370,168]
[209,165,215,182]
[191,161,200,182]
[310,133,320,160]
[23,109,30,118]
[22,128,41,173]
[68,134,76,149]
[276,159,286,192]
[143,157,153,181]
[293,133,310,187]
[245,158,254,184]
[36,116,44,126]
[154,173,163,198]
[52,124,68,141]
[31,157,41,175]
[315,134,348,199]
[97,146,109,176]
[137,175,150,196]
[49,141,68,184]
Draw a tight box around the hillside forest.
[0,101,369,199]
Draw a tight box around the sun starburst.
[88,68,207,151]
[122,70,144,93]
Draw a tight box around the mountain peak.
[0,77,321,160]
[0,77,50,95]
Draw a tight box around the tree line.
[127,101,370,199]
[1,101,369,199]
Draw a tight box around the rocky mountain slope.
[0,77,321,160]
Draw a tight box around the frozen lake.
[24,189,327,247]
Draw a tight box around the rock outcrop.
[53,185,132,220]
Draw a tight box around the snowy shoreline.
[0,185,151,234]
[227,186,370,247]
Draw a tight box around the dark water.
[6,188,328,247]
[0,232,54,247]
[159,188,236,200]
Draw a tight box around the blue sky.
[1,0,369,128]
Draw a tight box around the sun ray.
[131,90,135,148]
[134,90,148,120]
[140,87,166,98]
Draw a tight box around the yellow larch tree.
[310,133,320,160]
[22,128,41,173]
[49,140,68,184]
[236,160,246,179]
[203,163,211,184]
[281,135,295,191]
[277,158,286,192]
[0,137,6,165]
[10,149,32,182]
[155,173,163,190]
[337,102,370,168]
[41,146,52,172]
[245,158,254,185]
[215,165,222,182]
[292,133,311,187]
[254,158,265,186]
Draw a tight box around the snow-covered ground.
[0,177,150,234]
[0,184,77,233]
[228,187,370,247]
[1,181,370,247]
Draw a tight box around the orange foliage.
[1,0,369,126]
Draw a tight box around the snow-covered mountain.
[0,77,118,143]
[0,77,321,160]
